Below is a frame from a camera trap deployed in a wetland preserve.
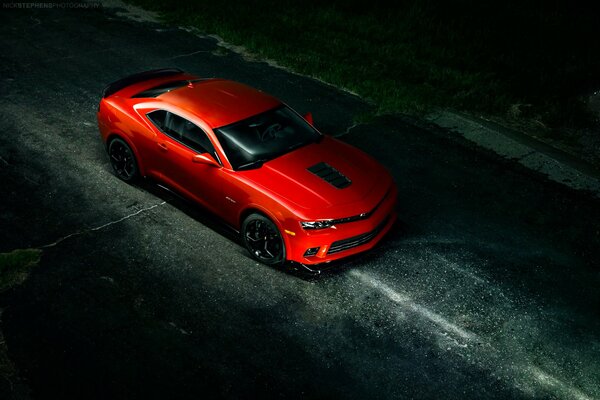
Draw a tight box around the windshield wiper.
[237,159,269,171]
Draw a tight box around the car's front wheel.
[108,137,139,182]
[242,213,285,266]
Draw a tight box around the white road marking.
[527,366,595,400]
[351,269,477,341]
[351,269,597,400]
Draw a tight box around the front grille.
[307,162,351,189]
[327,215,390,255]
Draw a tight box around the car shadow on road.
[137,177,242,243]
[136,177,407,282]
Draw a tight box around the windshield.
[214,105,321,170]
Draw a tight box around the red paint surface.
[98,72,396,264]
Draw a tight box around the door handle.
[157,142,168,151]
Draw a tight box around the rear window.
[132,79,204,98]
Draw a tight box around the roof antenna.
[187,80,194,88]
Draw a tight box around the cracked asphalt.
[1,4,600,400]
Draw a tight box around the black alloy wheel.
[242,213,285,266]
[108,137,138,182]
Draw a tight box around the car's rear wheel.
[108,137,139,182]
[242,213,285,266]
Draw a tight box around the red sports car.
[97,68,397,267]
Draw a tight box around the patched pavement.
[0,5,599,400]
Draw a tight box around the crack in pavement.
[40,201,166,249]
[336,122,360,137]
[0,154,40,185]
[165,49,211,60]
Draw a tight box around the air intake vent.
[307,162,351,189]
[328,215,390,254]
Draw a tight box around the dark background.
[0,2,599,400]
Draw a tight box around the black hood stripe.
[307,162,351,189]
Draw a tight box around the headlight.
[300,220,334,230]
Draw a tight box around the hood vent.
[307,162,351,189]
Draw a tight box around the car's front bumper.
[284,184,398,265]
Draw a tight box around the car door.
[146,110,223,214]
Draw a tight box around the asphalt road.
[1,5,599,400]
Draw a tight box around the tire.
[242,213,286,266]
[108,137,139,182]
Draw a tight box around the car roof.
[158,79,282,128]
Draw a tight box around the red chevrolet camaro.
[97,68,397,267]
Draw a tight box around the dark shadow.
[135,178,404,282]
[138,178,241,244]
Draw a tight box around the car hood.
[238,136,392,217]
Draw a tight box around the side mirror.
[303,112,314,126]
[192,153,220,167]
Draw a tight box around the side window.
[147,110,216,157]
[166,113,215,155]
[147,110,167,131]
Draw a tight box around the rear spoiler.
[102,68,184,98]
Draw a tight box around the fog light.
[304,247,320,257]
